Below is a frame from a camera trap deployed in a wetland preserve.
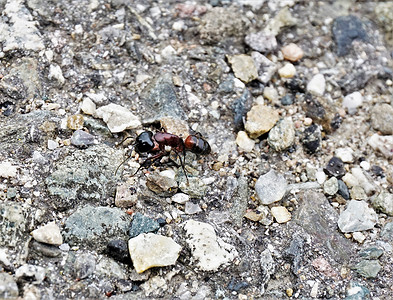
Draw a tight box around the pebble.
[345,282,370,299]
[281,94,294,106]
[94,103,141,133]
[251,52,277,84]
[15,264,46,284]
[323,177,338,196]
[74,253,96,279]
[31,221,63,246]
[171,193,190,204]
[351,167,376,196]
[306,74,326,96]
[129,213,160,238]
[271,206,291,223]
[380,222,393,240]
[281,43,304,62]
[245,32,277,53]
[67,114,84,130]
[48,64,65,85]
[0,273,18,298]
[64,205,131,251]
[332,15,367,56]
[337,180,350,200]
[267,117,295,151]
[278,63,296,78]
[342,173,359,188]
[236,131,255,152]
[338,200,378,233]
[230,174,248,227]
[370,103,393,135]
[311,257,339,279]
[96,256,127,280]
[353,260,381,278]
[315,169,326,184]
[371,192,393,216]
[342,92,363,115]
[47,139,58,150]
[184,202,202,215]
[352,232,366,243]
[107,239,131,264]
[179,177,207,198]
[245,105,279,138]
[0,161,18,178]
[128,233,182,273]
[368,134,393,158]
[359,247,384,259]
[350,186,367,200]
[335,147,354,163]
[255,169,288,205]
[115,182,138,208]
[263,86,279,102]
[70,130,95,148]
[146,171,178,197]
[80,97,97,115]
[227,54,258,83]
[324,157,345,178]
[183,220,238,271]
[302,124,322,154]
[360,161,370,171]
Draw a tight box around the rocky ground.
[0,0,393,299]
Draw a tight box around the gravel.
[1,0,393,299]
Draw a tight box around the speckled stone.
[371,192,393,216]
[281,43,304,62]
[267,117,295,151]
[245,32,277,53]
[227,54,258,83]
[338,200,377,233]
[128,233,182,273]
[271,206,291,223]
[67,114,84,130]
[129,213,160,238]
[323,177,338,196]
[236,131,255,152]
[370,103,393,135]
[245,105,279,139]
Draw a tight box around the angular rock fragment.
[31,221,63,246]
[255,169,288,205]
[128,233,181,273]
[338,200,377,233]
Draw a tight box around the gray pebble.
[71,129,95,148]
[338,200,377,233]
[255,169,288,205]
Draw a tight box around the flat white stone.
[183,220,237,271]
[335,147,354,163]
[95,103,141,133]
[31,221,63,246]
[343,92,363,115]
[48,64,65,85]
[271,206,291,223]
[255,169,288,205]
[236,131,255,152]
[307,74,325,96]
[171,193,190,204]
[338,200,377,233]
[80,97,97,115]
[128,233,182,273]
[0,161,18,178]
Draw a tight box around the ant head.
[135,131,155,153]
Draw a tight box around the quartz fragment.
[128,233,181,273]
[227,54,258,83]
[338,200,377,233]
[281,43,304,62]
[245,105,279,139]
[31,222,63,246]
[255,169,288,205]
[95,103,141,133]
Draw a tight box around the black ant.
[115,129,211,179]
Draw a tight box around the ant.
[115,129,211,180]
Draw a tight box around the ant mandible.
[115,129,211,180]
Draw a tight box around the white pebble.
[236,131,255,152]
[278,63,296,78]
[47,140,59,150]
[307,74,325,96]
[315,170,326,184]
[31,222,63,246]
[360,161,370,171]
[271,206,291,223]
[342,92,363,115]
[0,161,18,178]
[80,97,96,115]
[335,147,354,163]
[171,193,190,204]
[48,64,65,85]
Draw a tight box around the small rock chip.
[370,103,393,135]
[0,273,18,298]
[115,183,137,208]
[324,157,345,178]
[245,105,279,139]
[129,213,160,238]
[278,63,296,78]
[335,147,354,163]
[307,74,326,96]
[95,103,141,133]
[255,169,288,205]
[353,260,381,278]
[160,117,189,139]
[236,131,255,152]
[337,180,350,200]
[0,161,18,178]
[70,130,95,148]
[179,177,207,198]
[368,134,393,158]
[271,206,291,223]
[302,124,321,154]
[146,171,178,197]
[183,220,238,271]
[371,192,393,216]
[352,232,366,243]
[281,94,294,106]
[351,167,377,196]
[350,186,367,200]
[171,193,190,204]
[245,32,277,53]
[15,264,46,284]
[107,239,131,264]
[263,86,279,102]
[74,253,96,279]
[281,43,304,62]
[267,117,295,151]
[323,177,338,196]
[338,200,378,233]
[67,114,84,130]
[227,54,258,83]
[48,64,65,85]
[342,92,363,115]
[128,233,182,273]
[31,221,63,246]
[184,201,202,215]
[80,97,97,115]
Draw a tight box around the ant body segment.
[115,129,211,179]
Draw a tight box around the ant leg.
[115,154,132,175]
[174,150,189,183]
[116,136,134,147]
[131,152,164,177]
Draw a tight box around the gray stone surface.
[338,200,378,233]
